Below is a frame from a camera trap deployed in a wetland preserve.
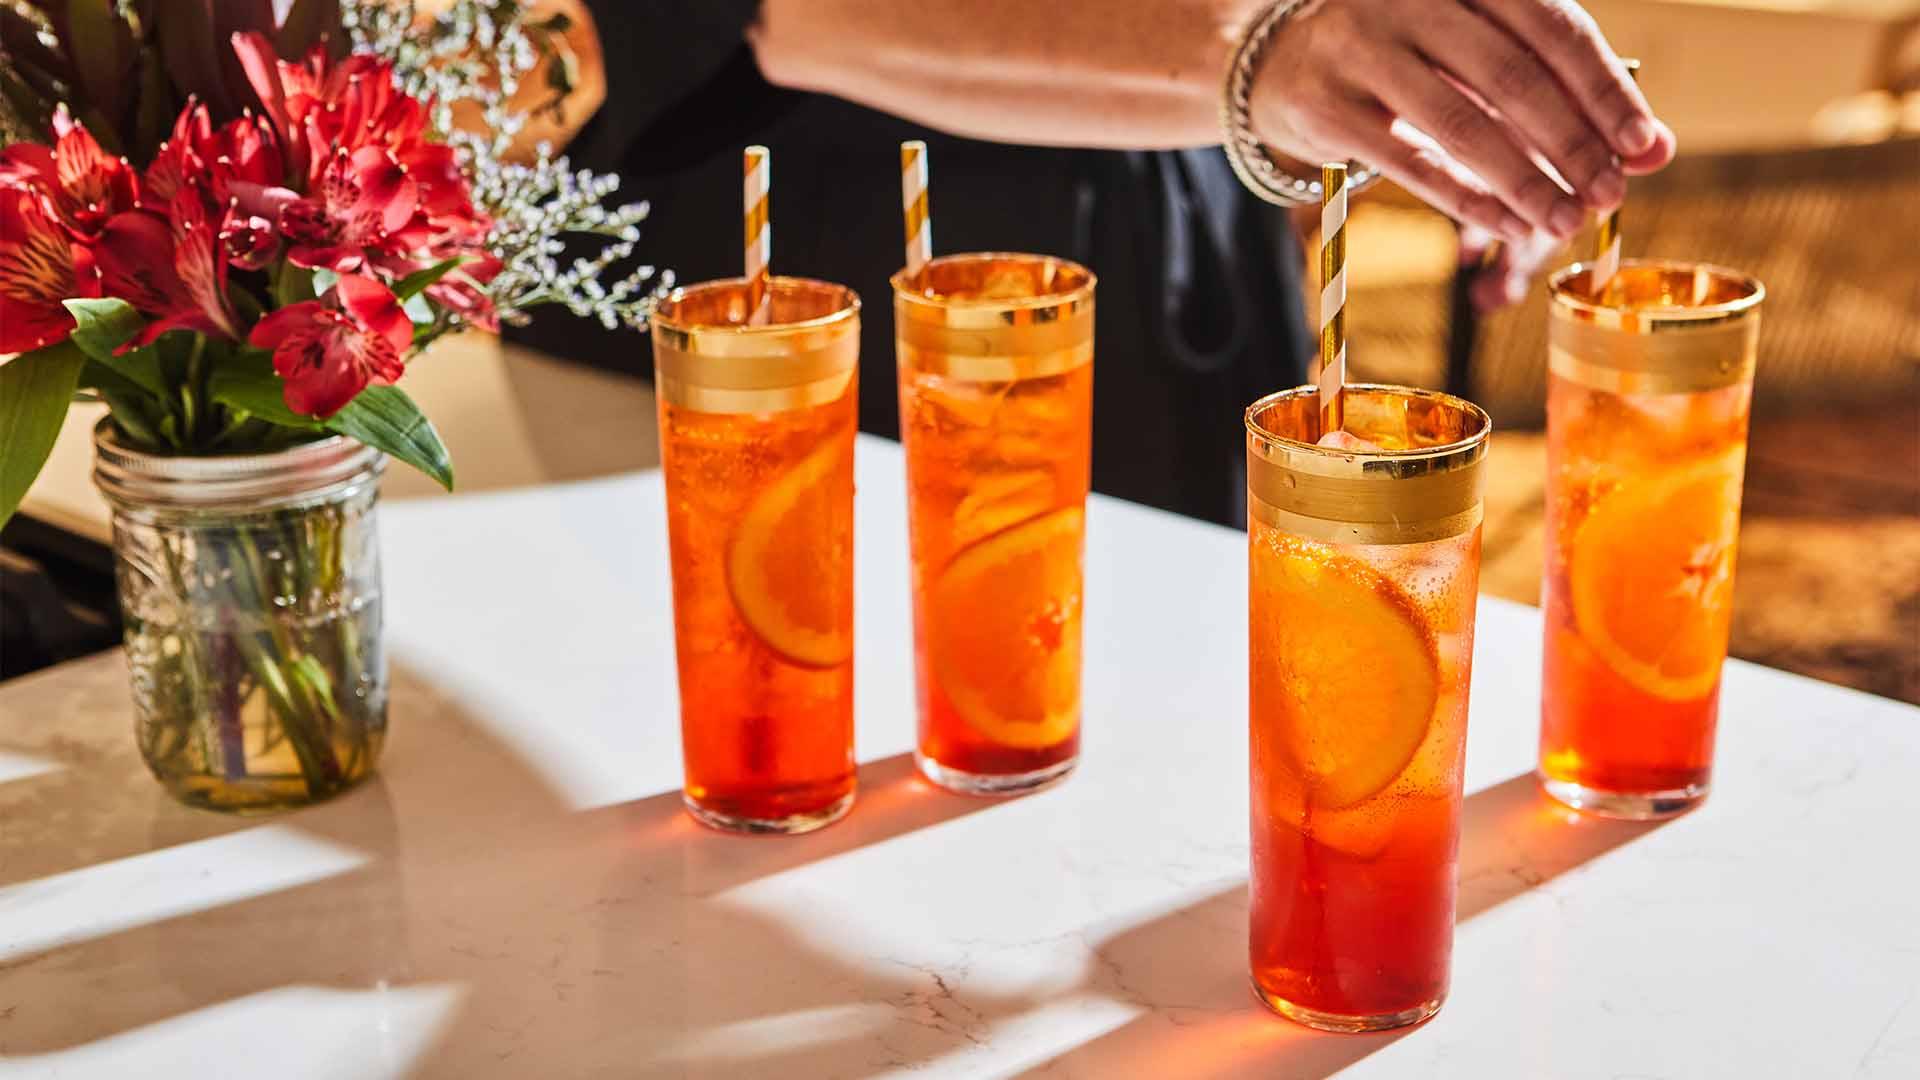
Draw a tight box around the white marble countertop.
[2,436,1916,1079]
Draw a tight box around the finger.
[1623,123,1677,174]
[1470,237,1531,312]
[1472,225,1562,311]
[1411,6,1623,210]
[1472,0,1662,159]
[1298,96,1530,242]
[1470,258,1521,312]
[1364,47,1587,238]
[1457,222,1499,264]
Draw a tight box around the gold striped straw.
[1589,59,1641,302]
[743,145,771,325]
[901,140,932,279]
[1318,162,1348,438]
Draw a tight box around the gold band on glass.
[654,369,856,414]
[892,253,1096,383]
[1548,260,1764,395]
[651,276,860,414]
[1247,492,1484,546]
[1245,384,1489,545]
[895,308,1094,381]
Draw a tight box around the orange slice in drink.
[930,507,1083,749]
[950,470,1056,551]
[726,434,854,668]
[1252,540,1439,810]
[1569,445,1745,701]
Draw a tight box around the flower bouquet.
[0,0,665,809]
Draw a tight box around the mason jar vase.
[93,423,389,812]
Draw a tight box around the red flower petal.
[349,146,418,235]
[94,210,181,314]
[274,320,368,417]
[167,191,240,340]
[142,102,213,208]
[48,107,140,238]
[335,272,414,355]
[0,191,78,352]
[250,299,325,349]
[0,143,57,189]
[231,31,305,184]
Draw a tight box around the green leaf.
[311,268,339,296]
[391,258,464,303]
[272,264,317,309]
[205,350,324,431]
[130,49,175,163]
[151,0,239,119]
[290,654,344,722]
[277,0,344,59]
[63,298,144,362]
[0,342,86,529]
[0,63,55,141]
[326,386,453,491]
[207,350,453,489]
[402,294,434,325]
[76,343,168,399]
[61,0,132,127]
[95,383,167,450]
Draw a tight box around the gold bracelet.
[1220,0,1380,207]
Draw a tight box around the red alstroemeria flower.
[160,192,242,342]
[234,35,490,242]
[0,190,95,353]
[219,205,282,271]
[0,106,141,243]
[230,31,497,329]
[146,102,297,272]
[249,273,412,418]
[147,103,288,207]
[142,104,215,209]
[232,32,315,185]
[95,195,241,346]
[235,35,426,189]
[278,145,418,272]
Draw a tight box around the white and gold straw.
[1318,162,1348,437]
[1590,59,1641,301]
[744,145,771,325]
[901,139,932,278]
[1591,203,1621,301]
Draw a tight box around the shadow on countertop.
[0,663,1664,1078]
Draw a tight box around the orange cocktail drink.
[1246,385,1489,1032]
[1538,260,1764,819]
[892,253,1095,795]
[652,277,860,834]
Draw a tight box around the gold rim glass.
[1547,260,1764,395]
[1244,384,1491,546]
[650,276,860,413]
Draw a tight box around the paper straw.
[1318,162,1348,438]
[1590,205,1621,300]
[901,140,932,278]
[1589,59,1641,301]
[744,145,771,325]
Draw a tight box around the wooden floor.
[1480,383,1920,704]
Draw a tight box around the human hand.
[1458,223,1564,311]
[1251,0,1674,243]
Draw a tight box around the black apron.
[508,1,1314,526]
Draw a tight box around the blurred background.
[7,0,1918,704]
